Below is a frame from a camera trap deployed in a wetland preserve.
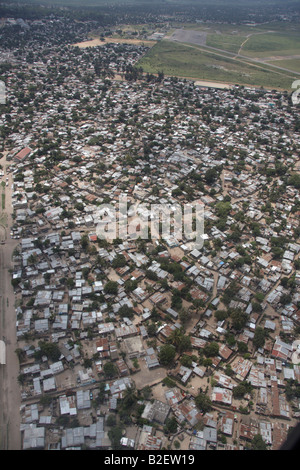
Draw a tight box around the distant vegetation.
[2,0,300,25]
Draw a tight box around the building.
[141,400,170,424]
[145,347,160,369]
[0,340,5,364]
[14,147,32,162]
[211,386,232,406]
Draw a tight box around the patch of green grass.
[267,59,300,74]
[206,33,247,54]
[138,40,297,89]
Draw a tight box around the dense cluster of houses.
[0,16,299,451]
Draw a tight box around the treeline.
[0,4,109,23]
[1,0,299,25]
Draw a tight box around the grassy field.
[138,39,298,90]
[241,32,300,58]
[206,33,247,54]
[267,59,300,74]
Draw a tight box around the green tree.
[147,323,157,337]
[215,310,228,322]
[222,282,239,305]
[103,361,117,378]
[167,328,191,354]
[159,344,176,366]
[108,425,123,449]
[17,373,25,385]
[251,434,267,450]
[118,304,134,319]
[180,354,193,368]
[285,379,300,401]
[203,341,219,357]
[195,392,212,413]
[215,201,232,218]
[280,293,292,305]
[232,381,252,399]
[171,292,183,310]
[98,382,107,404]
[288,173,300,189]
[164,416,178,434]
[122,387,137,411]
[104,281,118,295]
[112,254,127,268]
[253,326,266,349]
[146,269,158,281]
[205,167,218,184]
[81,234,89,250]
[237,341,248,354]
[106,414,117,426]
[35,341,61,362]
[230,308,248,331]
[179,309,191,326]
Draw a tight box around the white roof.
[0,340,5,364]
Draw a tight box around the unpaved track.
[0,156,21,450]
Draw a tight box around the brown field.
[73,37,156,48]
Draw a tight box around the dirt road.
[0,155,21,450]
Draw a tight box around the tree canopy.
[158,343,176,366]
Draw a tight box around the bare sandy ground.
[73,37,156,49]
[194,80,234,89]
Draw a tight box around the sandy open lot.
[132,356,166,390]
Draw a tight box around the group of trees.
[214,307,248,333]
[33,341,61,362]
